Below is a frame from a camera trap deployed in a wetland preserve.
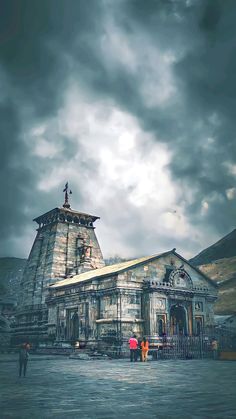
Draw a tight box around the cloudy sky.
[1,0,236,260]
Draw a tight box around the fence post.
[199,332,203,359]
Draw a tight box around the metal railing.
[155,330,236,360]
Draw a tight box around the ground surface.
[0,355,236,418]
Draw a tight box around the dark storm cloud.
[109,0,236,237]
[170,0,236,233]
[0,0,104,255]
[90,0,236,247]
[0,101,32,240]
[1,0,236,257]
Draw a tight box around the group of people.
[129,335,219,361]
[17,336,219,372]
[129,335,149,362]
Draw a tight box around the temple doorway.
[156,315,166,336]
[170,304,187,335]
[66,309,79,341]
[195,316,204,336]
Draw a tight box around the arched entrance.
[170,304,187,335]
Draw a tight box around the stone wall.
[15,207,105,344]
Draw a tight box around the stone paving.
[0,355,236,418]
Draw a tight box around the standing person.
[211,338,218,360]
[138,337,142,362]
[141,337,149,362]
[19,342,30,377]
[129,334,138,362]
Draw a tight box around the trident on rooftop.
[63,182,72,208]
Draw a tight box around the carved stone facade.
[14,207,104,344]
[47,251,218,349]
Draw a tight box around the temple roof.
[50,249,217,289]
[50,251,169,288]
[33,207,100,224]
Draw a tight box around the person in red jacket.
[141,337,149,362]
[129,334,138,362]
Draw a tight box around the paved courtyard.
[0,355,236,418]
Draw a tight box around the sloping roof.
[50,251,172,288]
[50,249,218,289]
[33,207,99,223]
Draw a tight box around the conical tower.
[14,185,104,344]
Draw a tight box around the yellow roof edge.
[50,250,173,289]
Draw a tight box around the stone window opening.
[195,302,203,311]
[128,294,140,305]
[77,237,92,263]
[85,246,92,258]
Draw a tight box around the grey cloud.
[169,1,236,230]
[1,0,236,258]
[110,0,236,238]
[0,0,104,255]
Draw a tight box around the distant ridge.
[190,229,236,315]
[190,229,236,266]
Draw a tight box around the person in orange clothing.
[141,337,149,362]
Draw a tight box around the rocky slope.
[190,230,236,315]
[190,229,236,266]
[196,257,236,314]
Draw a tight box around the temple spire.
[63,182,72,208]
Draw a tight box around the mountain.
[104,256,128,266]
[189,229,236,266]
[196,256,236,315]
[0,257,27,300]
[190,229,236,315]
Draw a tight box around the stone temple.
[14,188,218,349]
